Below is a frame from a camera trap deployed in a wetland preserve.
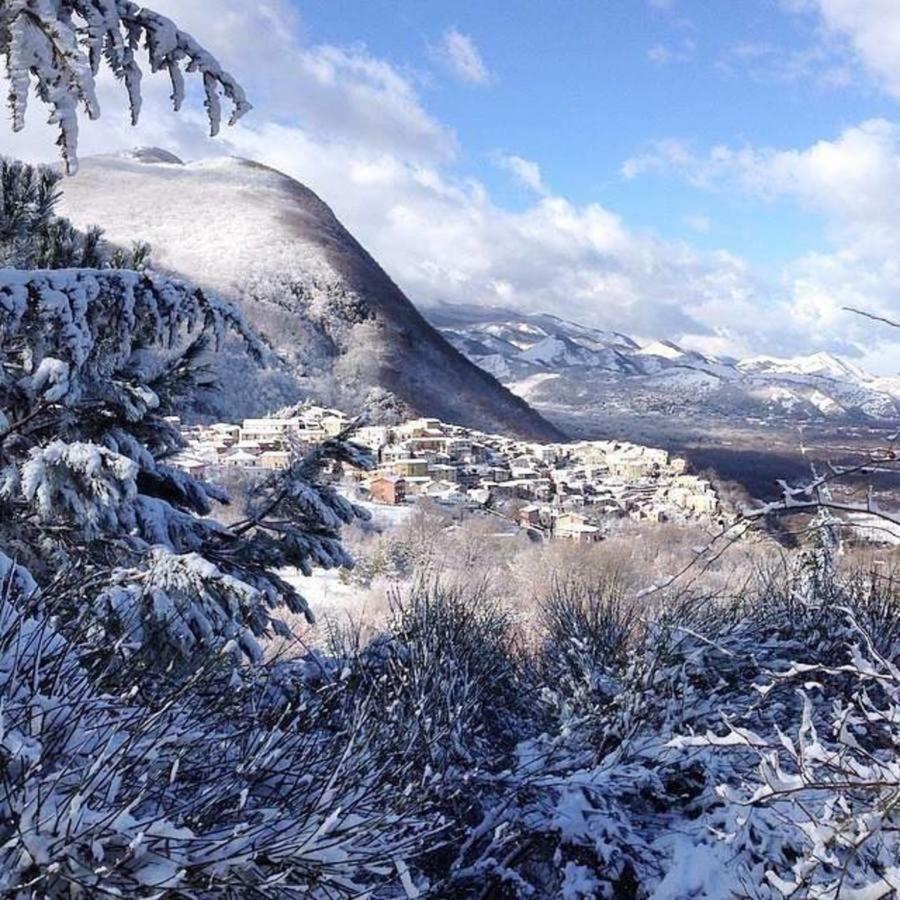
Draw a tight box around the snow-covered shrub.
[0,565,429,897]
[670,574,900,898]
[326,585,528,770]
[538,575,638,724]
[8,537,897,895]
[0,548,37,603]
[433,565,900,898]
[344,531,416,588]
[316,585,533,887]
[1,0,250,173]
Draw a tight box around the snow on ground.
[279,495,415,631]
[806,388,844,416]
[342,494,417,530]
[518,335,594,367]
[281,567,375,624]
[844,512,900,546]
[507,371,562,400]
[649,834,734,900]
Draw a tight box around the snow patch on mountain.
[507,371,562,401]
[738,352,870,382]
[644,368,723,392]
[638,340,689,360]
[807,389,846,416]
[519,335,599,368]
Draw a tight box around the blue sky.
[6,0,900,369]
[293,0,885,265]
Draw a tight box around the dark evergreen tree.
[0,158,149,269]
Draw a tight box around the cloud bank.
[3,0,900,370]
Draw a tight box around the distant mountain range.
[427,303,900,427]
[57,150,562,442]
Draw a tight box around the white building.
[240,417,302,446]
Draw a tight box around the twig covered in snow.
[0,0,251,172]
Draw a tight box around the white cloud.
[795,0,900,97]
[622,119,900,366]
[112,0,457,164]
[717,37,856,89]
[684,215,711,234]
[622,138,698,180]
[436,28,492,86]
[494,153,548,195]
[627,119,900,247]
[647,43,674,65]
[223,123,747,343]
[647,39,695,66]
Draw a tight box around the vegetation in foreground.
[6,540,900,896]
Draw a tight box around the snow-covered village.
[172,407,722,537]
[5,3,900,899]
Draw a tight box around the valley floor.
[542,407,900,506]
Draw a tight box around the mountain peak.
[58,151,563,441]
[428,305,900,426]
[738,351,868,382]
[519,334,594,367]
[126,147,185,165]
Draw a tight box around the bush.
[538,574,638,722]
[0,555,430,898]
[10,499,900,896]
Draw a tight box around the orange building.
[369,475,407,505]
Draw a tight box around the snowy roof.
[224,450,259,461]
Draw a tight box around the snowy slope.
[519,334,602,368]
[427,306,900,425]
[430,302,637,352]
[58,151,562,440]
[637,339,690,360]
[738,352,869,381]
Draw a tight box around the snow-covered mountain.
[57,150,562,441]
[737,352,868,381]
[427,303,900,426]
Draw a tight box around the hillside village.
[172,405,723,541]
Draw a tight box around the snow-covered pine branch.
[0,267,369,669]
[0,0,251,173]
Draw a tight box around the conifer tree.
[0,157,148,268]
[0,162,372,671]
